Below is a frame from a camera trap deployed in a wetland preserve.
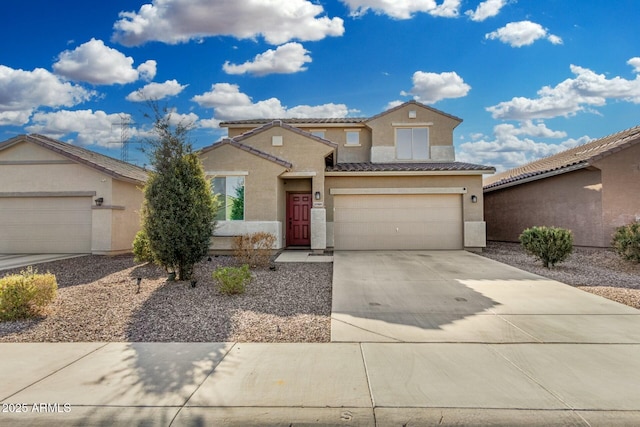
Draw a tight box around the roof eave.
[483,163,589,193]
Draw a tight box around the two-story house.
[199,100,495,252]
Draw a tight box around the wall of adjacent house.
[484,168,605,247]
[591,142,640,245]
[110,179,145,254]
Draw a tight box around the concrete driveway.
[0,254,87,272]
[331,250,640,343]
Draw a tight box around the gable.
[0,139,71,162]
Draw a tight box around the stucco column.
[311,208,327,250]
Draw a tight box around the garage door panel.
[333,194,463,250]
[0,197,92,254]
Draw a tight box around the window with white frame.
[396,127,429,160]
[212,176,244,220]
[345,131,360,145]
[311,130,325,138]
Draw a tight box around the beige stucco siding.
[110,180,145,253]
[200,143,287,221]
[591,143,640,244]
[484,169,604,247]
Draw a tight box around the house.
[0,134,147,254]
[199,101,495,252]
[483,126,640,247]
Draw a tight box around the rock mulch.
[0,255,332,343]
[480,241,640,310]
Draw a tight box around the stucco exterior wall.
[0,140,144,254]
[591,143,640,244]
[484,168,604,247]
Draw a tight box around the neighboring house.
[200,101,495,252]
[483,126,640,247]
[0,134,147,254]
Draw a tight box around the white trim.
[272,135,283,146]
[392,122,433,127]
[205,171,249,177]
[281,171,317,178]
[330,187,467,195]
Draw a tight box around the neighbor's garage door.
[0,197,92,253]
[333,194,463,250]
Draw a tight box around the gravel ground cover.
[0,255,332,343]
[480,241,640,310]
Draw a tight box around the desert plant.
[232,232,277,268]
[612,221,640,263]
[0,267,57,321]
[213,264,251,295]
[132,229,153,263]
[519,226,574,268]
[137,102,217,280]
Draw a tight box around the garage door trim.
[330,187,467,195]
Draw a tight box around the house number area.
[2,403,72,413]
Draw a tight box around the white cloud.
[53,39,156,85]
[192,83,352,122]
[223,43,312,76]
[0,65,93,125]
[126,80,187,102]
[485,20,562,47]
[112,0,344,46]
[25,109,132,147]
[465,0,508,22]
[341,0,460,19]
[401,71,470,103]
[628,57,640,73]
[457,122,589,172]
[487,60,640,120]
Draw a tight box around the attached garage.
[0,134,147,255]
[0,195,93,253]
[332,192,463,250]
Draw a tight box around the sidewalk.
[1,341,640,426]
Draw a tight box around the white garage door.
[333,194,463,250]
[0,197,92,253]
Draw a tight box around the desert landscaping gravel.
[480,241,640,310]
[0,256,332,343]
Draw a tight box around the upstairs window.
[345,131,360,145]
[396,127,429,160]
[212,176,244,220]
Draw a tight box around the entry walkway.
[1,251,640,425]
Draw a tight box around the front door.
[286,193,312,246]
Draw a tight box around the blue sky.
[1,0,639,171]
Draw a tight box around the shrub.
[519,226,574,268]
[132,229,154,263]
[612,221,640,263]
[213,264,251,295]
[0,267,57,321]
[232,232,277,268]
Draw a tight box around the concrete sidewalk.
[1,251,640,425]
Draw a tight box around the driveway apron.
[331,250,640,343]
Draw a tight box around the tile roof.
[0,134,148,183]
[327,162,495,173]
[199,138,292,169]
[484,126,640,191]
[231,120,338,148]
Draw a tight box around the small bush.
[612,221,640,263]
[519,226,574,268]
[132,229,154,263]
[213,264,251,295]
[0,267,57,321]
[232,232,277,268]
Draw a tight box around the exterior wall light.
[471,195,478,203]
[315,191,321,200]
[95,197,104,206]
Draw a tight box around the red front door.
[287,193,312,246]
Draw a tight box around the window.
[212,176,244,220]
[396,127,429,160]
[311,130,325,138]
[345,131,360,145]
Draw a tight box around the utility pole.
[119,114,131,162]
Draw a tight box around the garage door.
[0,197,92,253]
[333,194,463,250]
